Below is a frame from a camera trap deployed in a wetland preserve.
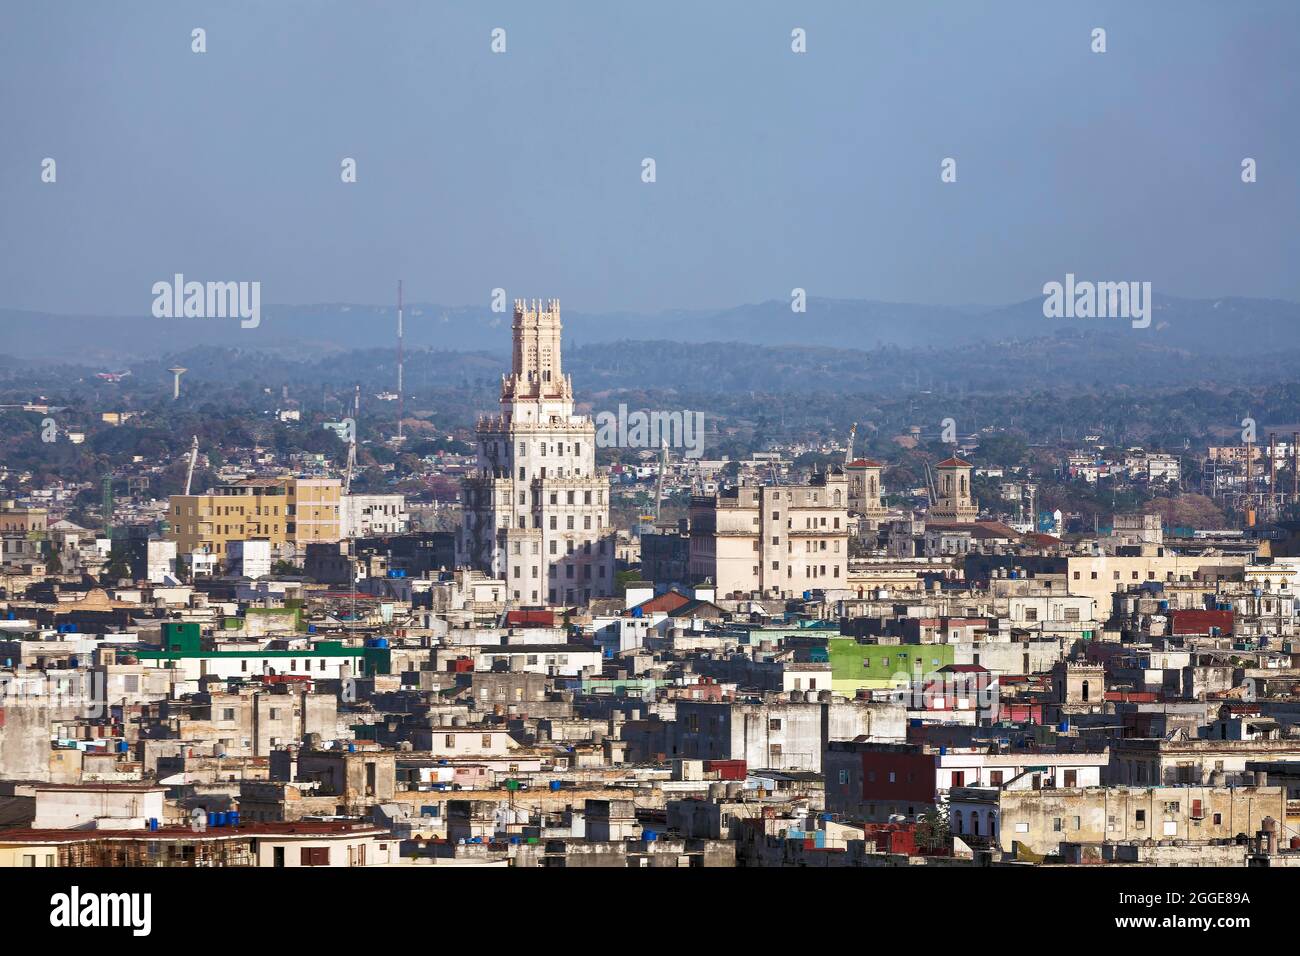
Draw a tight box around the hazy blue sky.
[2,0,1297,316]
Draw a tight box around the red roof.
[846,458,884,468]
[631,590,693,615]
[936,456,972,468]
[1168,609,1233,635]
[506,609,557,627]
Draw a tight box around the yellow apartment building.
[168,477,340,558]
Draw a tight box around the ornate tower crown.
[503,297,572,404]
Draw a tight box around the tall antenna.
[396,280,404,442]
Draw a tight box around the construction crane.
[654,441,670,523]
[183,435,199,496]
[845,422,858,468]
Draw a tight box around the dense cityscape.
[4,0,1296,937]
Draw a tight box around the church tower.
[929,456,979,523]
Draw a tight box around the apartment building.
[167,477,342,559]
[689,470,850,599]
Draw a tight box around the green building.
[828,637,955,694]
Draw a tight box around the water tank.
[818,690,832,703]
[643,830,657,843]
[148,818,159,832]
[229,812,240,827]
[550,780,562,792]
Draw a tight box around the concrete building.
[674,697,903,773]
[168,477,342,560]
[688,472,850,600]
[951,784,1287,857]
[340,494,408,538]
[825,740,1110,823]
[227,539,272,579]
[458,300,616,605]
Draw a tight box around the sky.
[1,0,1297,316]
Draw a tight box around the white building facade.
[458,299,616,605]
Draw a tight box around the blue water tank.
[803,591,812,601]
[207,812,218,828]
[229,812,240,827]
[348,743,356,753]
[118,740,129,753]
[372,638,389,649]
[631,606,643,618]
[550,780,562,791]
[148,818,159,831]
[643,830,657,842]
[307,624,316,633]
[939,746,947,755]
[1059,720,1070,732]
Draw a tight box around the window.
[481,734,492,748]
[768,719,781,731]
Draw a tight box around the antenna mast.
[396,280,404,442]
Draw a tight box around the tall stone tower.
[929,456,979,523]
[458,299,616,605]
[846,457,891,529]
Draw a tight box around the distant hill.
[2,294,1298,362]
